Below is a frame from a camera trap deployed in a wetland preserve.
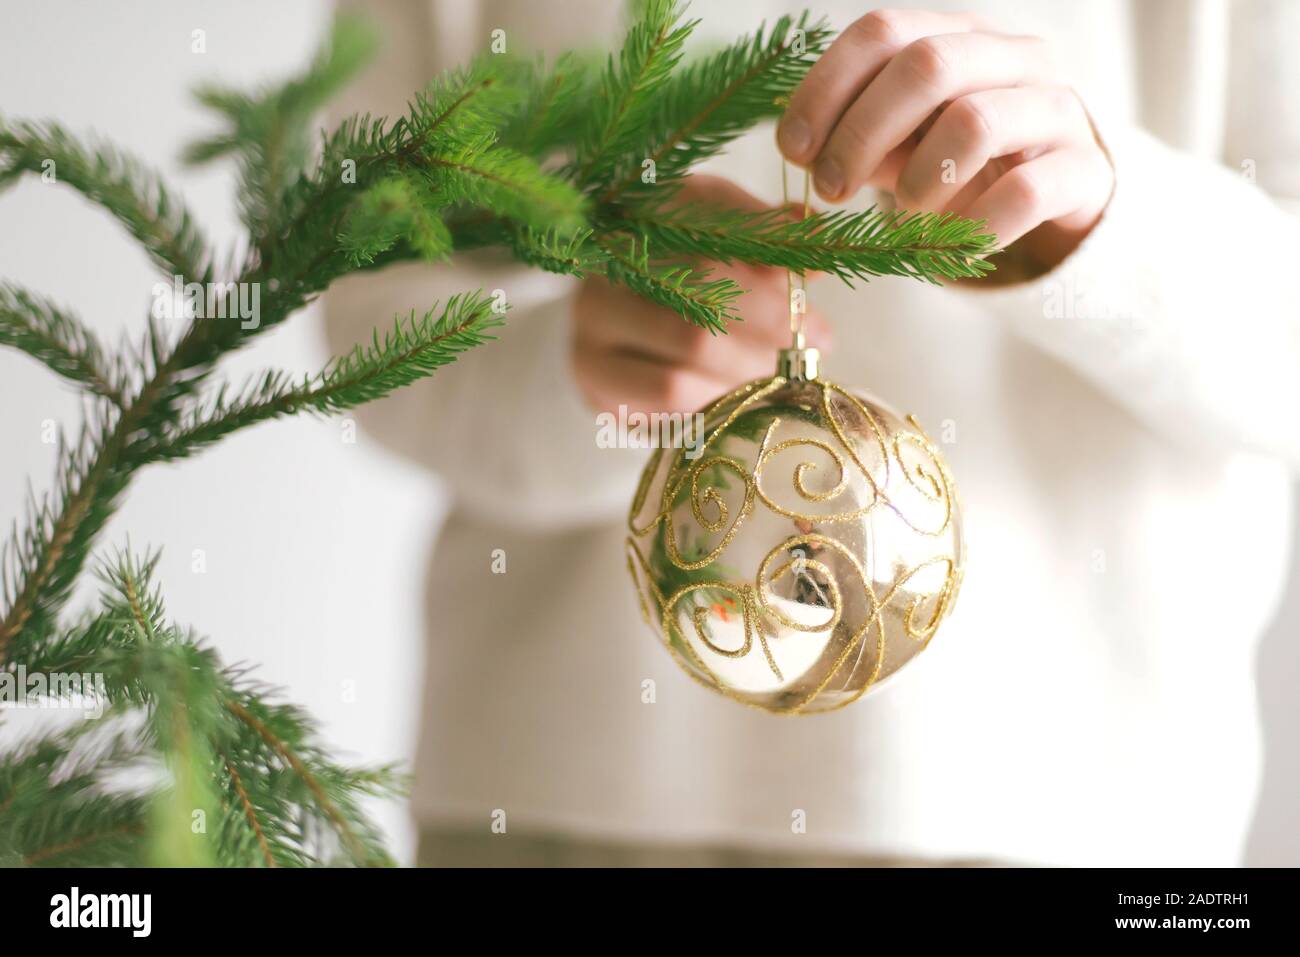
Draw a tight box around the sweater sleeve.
[962,3,1300,469]
[320,0,643,530]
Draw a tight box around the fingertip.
[812,156,846,202]
[777,114,814,165]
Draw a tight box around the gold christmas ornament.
[625,353,964,714]
[623,165,965,715]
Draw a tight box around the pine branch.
[600,13,833,202]
[619,203,999,283]
[573,0,697,187]
[338,173,453,266]
[0,120,210,281]
[421,140,586,232]
[0,284,127,406]
[499,52,600,157]
[598,235,743,333]
[505,227,610,277]
[0,720,151,868]
[184,14,381,241]
[138,292,502,464]
[11,552,404,867]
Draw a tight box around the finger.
[580,292,820,379]
[673,177,822,244]
[728,264,825,346]
[579,256,822,343]
[814,31,1056,202]
[895,85,1091,214]
[862,141,914,193]
[608,324,779,381]
[669,173,772,213]
[959,146,1113,248]
[666,175,828,282]
[777,8,986,166]
[576,347,763,415]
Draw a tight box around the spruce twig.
[0,285,127,406]
[138,293,503,463]
[620,203,998,283]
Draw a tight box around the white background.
[0,0,1295,865]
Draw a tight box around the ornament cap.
[776,346,820,381]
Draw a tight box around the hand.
[777,8,1114,274]
[572,175,833,415]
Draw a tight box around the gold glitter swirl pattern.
[662,455,754,570]
[626,375,964,715]
[753,429,872,521]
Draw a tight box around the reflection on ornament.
[625,357,965,715]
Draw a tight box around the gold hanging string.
[781,159,811,350]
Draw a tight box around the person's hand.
[777,8,1114,275]
[572,175,833,415]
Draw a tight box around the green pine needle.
[599,13,834,201]
[0,284,127,405]
[499,52,601,157]
[0,120,210,281]
[184,13,381,241]
[506,227,610,276]
[622,202,999,283]
[338,174,454,266]
[573,0,698,187]
[139,292,503,463]
[599,236,744,333]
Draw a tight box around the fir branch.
[0,6,1006,869]
[223,698,368,865]
[220,755,275,867]
[0,284,126,406]
[406,63,522,153]
[20,813,146,867]
[500,52,600,157]
[0,119,210,281]
[598,236,743,333]
[600,13,833,201]
[0,419,132,661]
[11,552,403,867]
[143,644,221,867]
[184,14,380,241]
[421,140,586,232]
[573,0,697,187]
[0,56,533,666]
[0,720,152,868]
[276,62,516,258]
[338,173,453,266]
[619,203,999,283]
[138,292,502,464]
[505,227,609,277]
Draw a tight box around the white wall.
[1,0,1295,866]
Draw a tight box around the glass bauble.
[626,371,964,714]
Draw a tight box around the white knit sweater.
[324,0,1300,865]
